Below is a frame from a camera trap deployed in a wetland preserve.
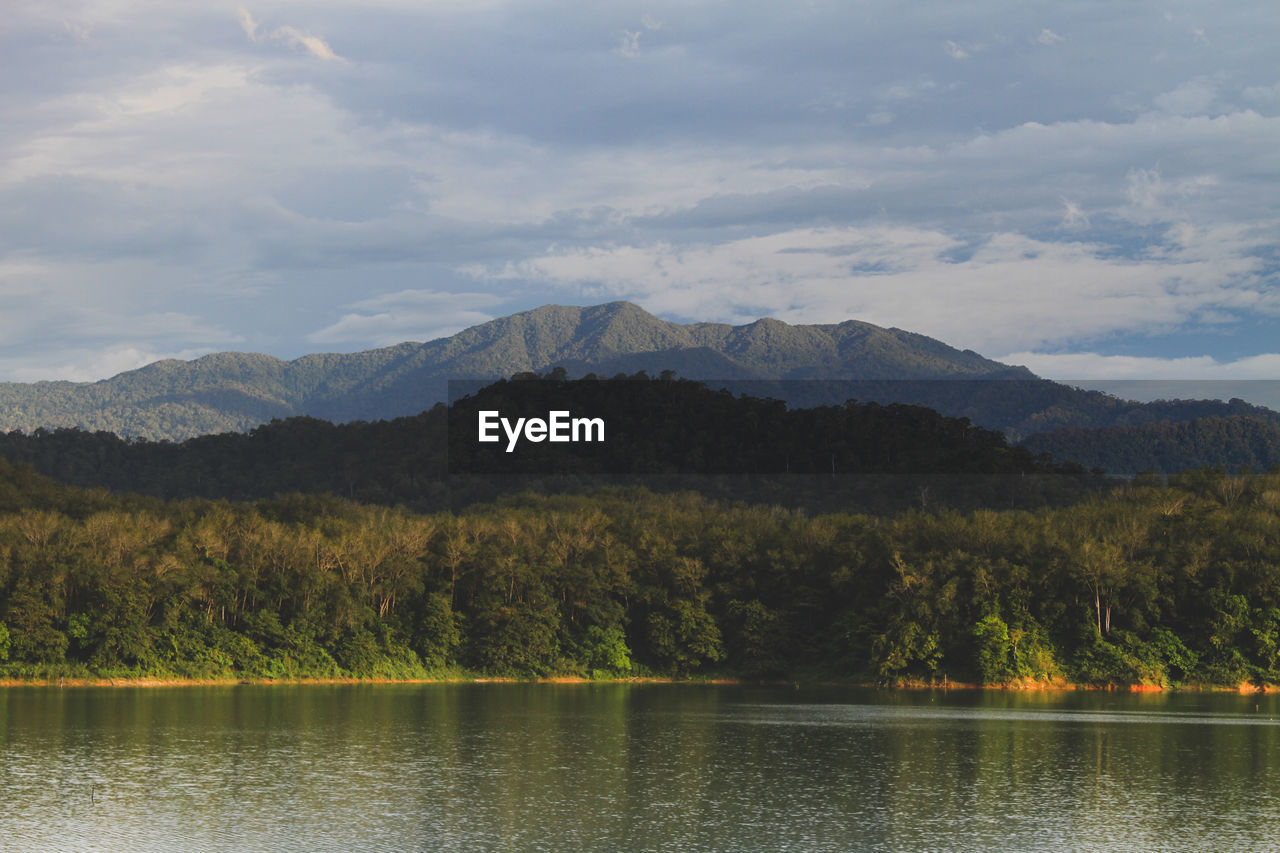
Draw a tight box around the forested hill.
[2,301,1273,447]
[0,303,1029,441]
[0,375,1097,514]
[1020,415,1280,475]
[0,300,1029,438]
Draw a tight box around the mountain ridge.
[0,302,1035,440]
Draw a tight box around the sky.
[1,0,1278,384]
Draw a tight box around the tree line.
[0,373,1102,515]
[1020,414,1280,475]
[1,457,1279,687]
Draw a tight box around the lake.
[3,684,1279,851]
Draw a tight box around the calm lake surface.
[3,684,1280,852]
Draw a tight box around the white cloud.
[882,78,937,102]
[237,7,344,62]
[1,345,220,383]
[476,223,1273,354]
[273,26,343,62]
[1059,197,1089,229]
[1035,28,1065,45]
[0,251,244,381]
[308,289,504,347]
[1242,81,1280,106]
[944,40,969,59]
[618,29,642,58]
[1123,166,1221,223]
[618,11,662,57]
[236,6,259,41]
[61,17,94,43]
[995,351,1280,380]
[1154,79,1217,116]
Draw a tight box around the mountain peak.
[0,301,1037,439]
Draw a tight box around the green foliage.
[0,374,1104,518]
[973,613,1013,683]
[1134,627,1199,686]
[873,619,942,679]
[1021,415,1280,475]
[0,458,1276,686]
[643,599,724,675]
[468,603,560,677]
[1008,622,1061,682]
[412,593,462,670]
[725,599,787,677]
[1072,637,1144,686]
[581,624,632,677]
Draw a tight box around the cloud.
[2,0,1278,383]
[995,351,1280,380]
[307,289,504,347]
[0,280,243,381]
[618,30,642,58]
[1154,79,1218,116]
[618,11,662,56]
[475,223,1273,355]
[61,17,93,43]
[236,7,259,41]
[1059,197,1090,230]
[0,344,221,383]
[881,78,938,102]
[273,26,343,62]
[1122,166,1221,223]
[990,353,1280,409]
[237,7,344,62]
[0,247,246,381]
[1242,81,1280,107]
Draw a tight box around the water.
[3,684,1280,852]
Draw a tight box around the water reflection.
[1,685,1279,851]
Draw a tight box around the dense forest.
[0,373,1101,515]
[1020,415,1280,475]
[1,456,1279,688]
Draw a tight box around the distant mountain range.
[0,301,1276,459]
[0,302,1030,440]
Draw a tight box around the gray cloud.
[0,0,1277,377]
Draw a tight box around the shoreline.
[0,675,1275,692]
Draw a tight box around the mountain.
[0,302,1033,440]
[0,300,1275,448]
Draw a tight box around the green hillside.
[0,303,1032,440]
[0,302,1274,455]
[1020,415,1280,475]
[0,375,1100,515]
